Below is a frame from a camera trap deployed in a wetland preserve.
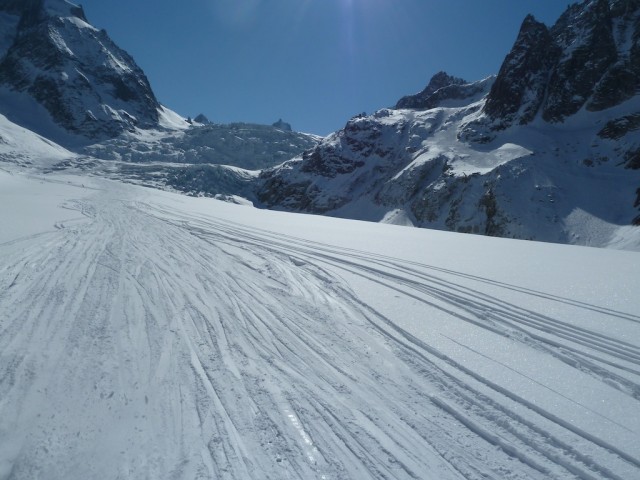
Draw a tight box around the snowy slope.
[1,165,639,479]
[0,112,74,167]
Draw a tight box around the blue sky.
[79,0,568,135]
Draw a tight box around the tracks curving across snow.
[1,177,639,479]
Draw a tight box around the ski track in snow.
[1,179,639,480]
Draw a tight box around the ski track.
[1,182,639,480]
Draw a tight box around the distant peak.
[394,71,472,110]
[426,71,467,91]
[272,119,292,131]
[194,114,211,124]
[518,13,548,34]
[514,12,550,45]
[42,0,87,21]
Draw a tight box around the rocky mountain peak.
[42,0,88,22]
[0,0,160,144]
[483,14,559,127]
[544,0,619,121]
[423,71,466,95]
[481,0,640,130]
[395,71,468,110]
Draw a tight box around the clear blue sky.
[78,0,569,135]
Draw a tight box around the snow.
[0,170,91,243]
[49,29,75,56]
[1,163,639,480]
[64,16,98,32]
[0,112,74,167]
[380,208,416,226]
[157,106,190,130]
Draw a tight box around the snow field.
[0,169,639,479]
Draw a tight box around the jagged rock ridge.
[0,0,160,142]
[396,72,465,109]
[482,0,640,130]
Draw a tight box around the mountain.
[395,71,482,110]
[1,0,638,249]
[193,113,211,125]
[0,0,321,192]
[0,0,160,144]
[257,0,640,249]
[468,0,640,136]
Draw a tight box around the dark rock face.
[294,111,404,180]
[484,15,560,127]
[483,0,640,128]
[598,113,640,140]
[395,71,470,110]
[257,110,417,212]
[0,0,160,142]
[545,0,618,121]
[258,172,327,213]
[299,149,364,178]
[0,0,36,15]
[165,164,255,198]
[592,1,640,108]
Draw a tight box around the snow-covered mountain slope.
[0,0,160,144]
[1,165,639,479]
[0,111,74,167]
[258,90,640,249]
[257,0,640,249]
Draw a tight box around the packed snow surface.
[1,166,639,480]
